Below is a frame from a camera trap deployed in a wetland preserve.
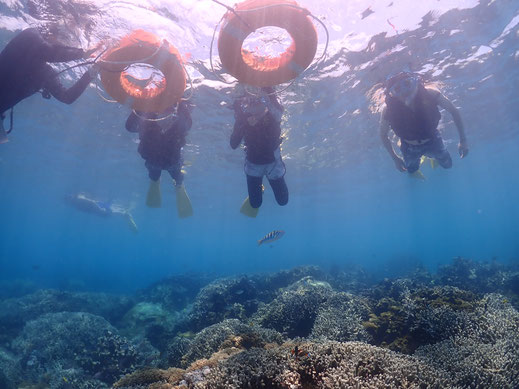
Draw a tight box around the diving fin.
[410,170,426,181]
[175,184,193,218]
[420,155,438,170]
[240,197,259,218]
[146,180,162,208]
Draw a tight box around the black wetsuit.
[0,28,93,119]
[231,93,288,208]
[125,101,192,184]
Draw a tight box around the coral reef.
[0,347,19,389]
[113,367,184,388]
[137,275,212,312]
[187,276,263,331]
[12,312,157,385]
[437,256,519,297]
[196,341,455,388]
[362,280,479,353]
[310,292,372,342]
[252,277,333,338]
[119,301,185,354]
[3,259,519,388]
[179,319,283,367]
[0,289,133,344]
[186,267,329,332]
[117,341,453,388]
[415,293,519,388]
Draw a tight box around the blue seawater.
[0,0,518,293]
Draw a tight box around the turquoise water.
[0,0,518,295]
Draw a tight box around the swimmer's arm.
[379,107,399,161]
[43,65,93,104]
[35,32,86,63]
[380,107,406,171]
[435,91,468,158]
[435,92,466,141]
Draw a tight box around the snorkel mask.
[386,72,420,106]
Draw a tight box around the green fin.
[240,197,259,218]
[410,170,426,181]
[146,180,162,208]
[175,184,193,218]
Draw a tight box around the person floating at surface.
[64,192,138,232]
[379,72,468,177]
[0,28,101,144]
[231,86,288,217]
[125,100,193,218]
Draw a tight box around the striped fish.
[258,230,285,246]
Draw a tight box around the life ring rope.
[98,30,187,113]
[210,0,329,86]
[100,40,164,66]
[95,55,194,117]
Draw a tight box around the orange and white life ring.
[217,0,318,87]
[100,30,186,113]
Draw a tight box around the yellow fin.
[175,184,193,218]
[410,170,426,181]
[240,197,259,218]
[146,180,162,208]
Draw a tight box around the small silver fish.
[258,230,285,246]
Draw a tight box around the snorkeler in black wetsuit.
[231,87,288,211]
[126,100,192,185]
[125,100,194,216]
[0,28,100,143]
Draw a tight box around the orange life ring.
[100,30,186,113]
[217,0,318,87]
